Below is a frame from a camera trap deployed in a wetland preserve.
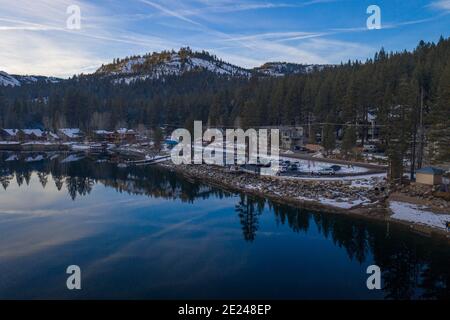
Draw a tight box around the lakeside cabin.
[115,128,137,143]
[415,167,445,185]
[46,131,60,141]
[22,129,45,141]
[1,129,47,142]
[58,128,83,142]
[94,130,115,142]
[0,129,20,141]
[260,126,305,152]
[280,126,304,151]
[93,129,137,143]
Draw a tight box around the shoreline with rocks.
[158,161,450,241]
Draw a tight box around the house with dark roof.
[114,128,137,143]
[57,128,83,141]
[0,129,21,141]
[93,130,115,142]
[22,129,45,141]
[416,167,445,185]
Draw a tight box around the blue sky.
[0,0,449,77]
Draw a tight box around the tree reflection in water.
[0,152,449,299]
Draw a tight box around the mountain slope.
[95,48,326,84]
[0,71,21,87]
[0,71,60,87]
[96,48,252,84]
[253,62,327,77]
[2,48,327,87]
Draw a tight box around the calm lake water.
[0,152,449,300]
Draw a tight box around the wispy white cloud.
[0,0,437,77]
[429,0,450,11]
[220,31,325,42]
[0,0,176,76]
[0,30,104,77]
[133,0,347,65]
[138,0,201,25]
[133,0,339,24]
[382,17,440,29]
[296,38,374,63]
[190,0,338,14]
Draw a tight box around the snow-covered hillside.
[97,48,252,84]
[96,48,329,85]
[254,62,327,77]
[0,71,21,87]
[0,71,60,87]
[2,48,329,87]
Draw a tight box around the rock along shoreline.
[158,161,450,241]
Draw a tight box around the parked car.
[279,165,288,173]
[294,146,308,152]
[318,168,336,176]
[330,165,342,172]
[363,144,377,152]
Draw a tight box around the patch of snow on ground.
[121,57,145,73]
[350,176,385,189]
[279,156,369,174]
[298,195,370,209]
[389,201,450,230]
[292,172,387,182]
[318,197,369,209]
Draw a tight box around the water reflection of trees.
[0,153,449,299]
[0,152,233,202]
[235,195,264,242]
[245,198,450,299]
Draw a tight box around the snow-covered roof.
[2,129,19,136]
[95,130,114,135]
[116,128,135,134]
[58,128,81,138]
[46,131,60,139]
[22,129,44,137]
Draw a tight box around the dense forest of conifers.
[0,37,449,170]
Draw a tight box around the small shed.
[416,167,445,185]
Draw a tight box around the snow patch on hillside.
[0,71,21,87]
[102,51,252,85]
[0,71,61,87]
